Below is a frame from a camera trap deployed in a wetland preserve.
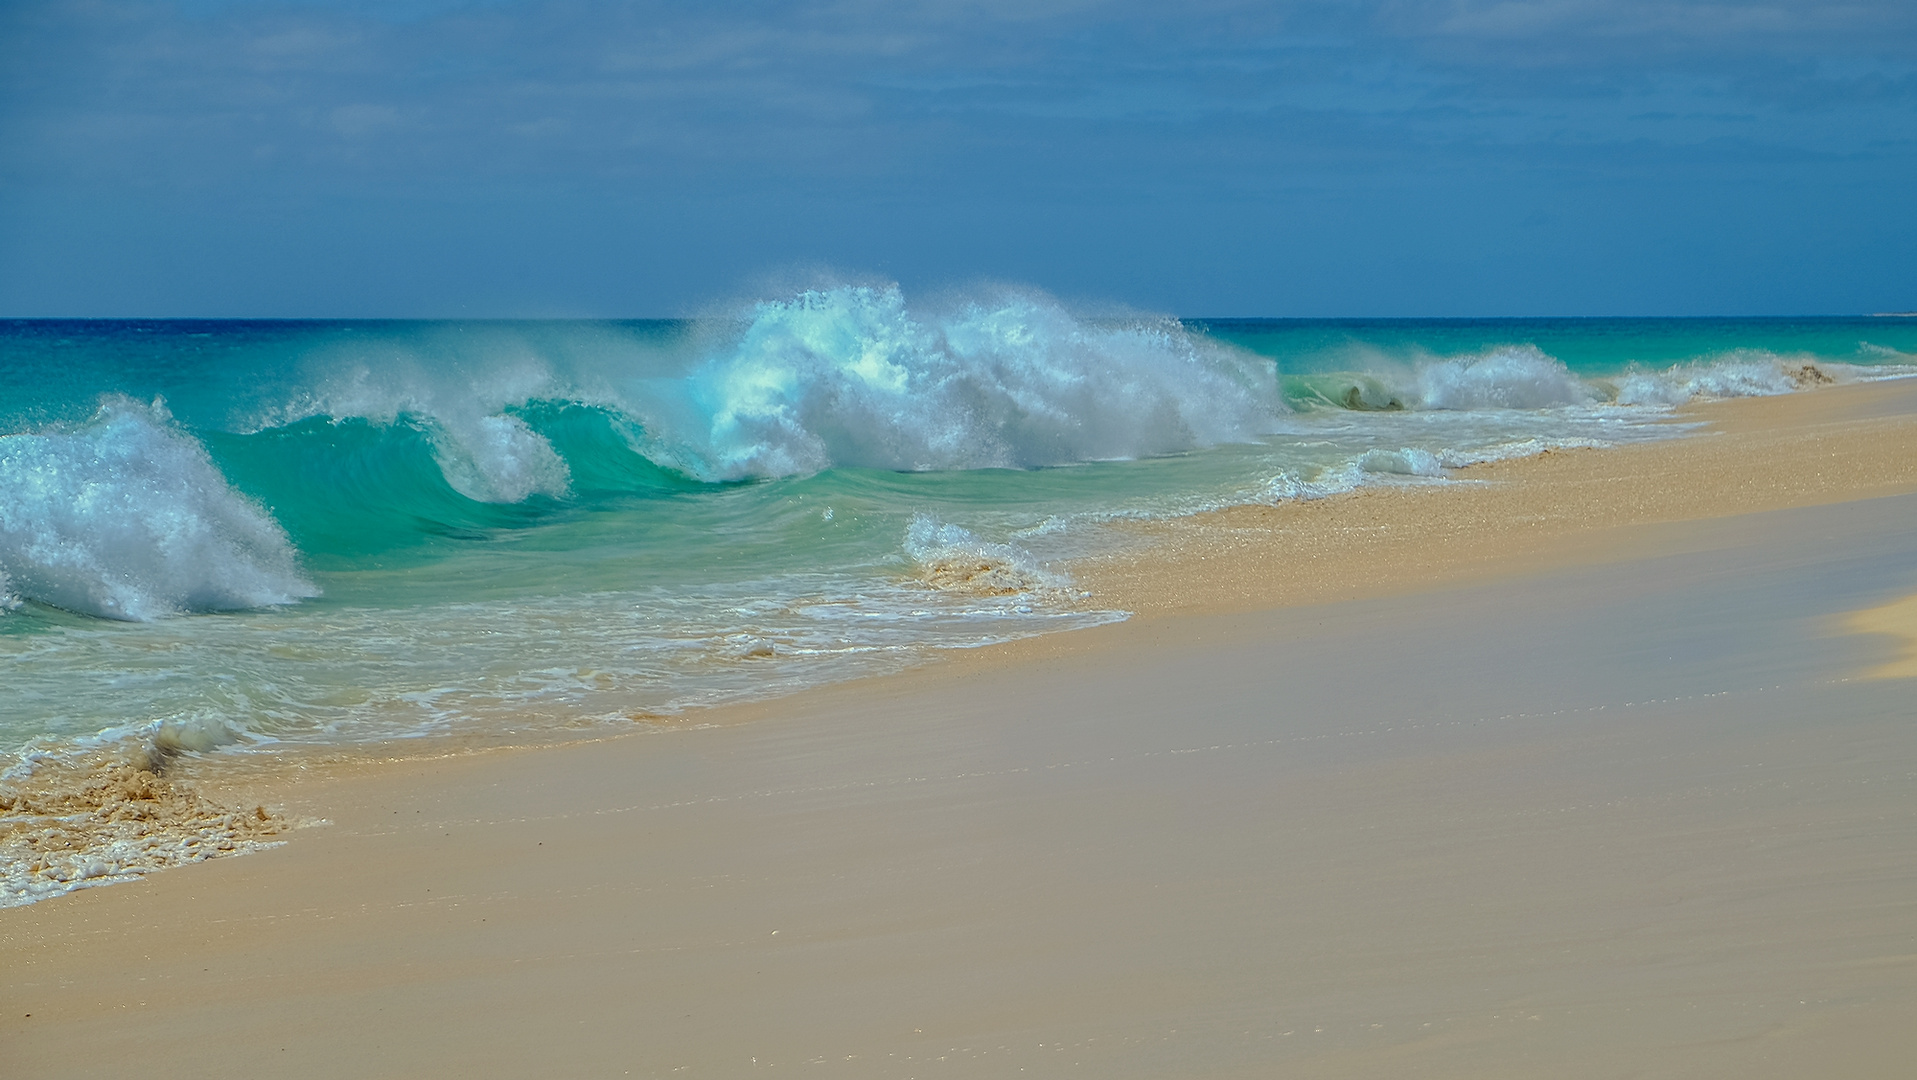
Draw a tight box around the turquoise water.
[4,288,1916,764]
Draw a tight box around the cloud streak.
[0,0,1911,314]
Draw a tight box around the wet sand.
[4,380,1917,1078]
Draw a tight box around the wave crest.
[1304,346,1912,414]
[1612,351,1841,406]
[266,361,572,504]
[1412,345,1597,409]
[1302,346,1597,412]
[0,398,318,621]
[660,285,1284,479]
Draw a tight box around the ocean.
[4,286,1915,797]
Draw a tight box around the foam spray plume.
[0,397,317,621]
[650,285,1287,479]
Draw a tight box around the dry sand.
[4,379,1917,1078]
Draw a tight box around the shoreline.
[9,378,1917,901]
[6,377,1917,1076]
[1076,376,1917,617]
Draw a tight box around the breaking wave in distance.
[1292,344,1908,414]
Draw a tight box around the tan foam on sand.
[1,749,294,906]
[916,551,1051,596]
[1847,591,1917,679]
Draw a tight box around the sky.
[0,0,1912,317]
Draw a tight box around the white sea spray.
[655,285,1285,479]
[0,398,318,621]
[1411,345,1597,410]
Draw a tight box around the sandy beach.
[5,378,1917,1078]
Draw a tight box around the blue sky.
[1,0,1912,316]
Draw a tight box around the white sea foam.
[1261,463,1365,503]
[1275,428,1616,508]
[1438,436,1615,467]
[1358,447,1447,477]
[653,285,1284,479]
[0,398,317,621]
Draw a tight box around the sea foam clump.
[1,750,290,908]
[0,398,318,621]
[905,514,1068,599]
[664,285,1284,479]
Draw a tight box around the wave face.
[263,355,575,504]
[655,285,1285,479]
[0,398,317,621]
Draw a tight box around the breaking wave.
[1295,346,1910,414]
[241,284,1287,493]
[1611,351,1843,405]
[262,359,574,504]
[1415,346,1597,410]
[651,285,1287,479]
[0,398,318,621]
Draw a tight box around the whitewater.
[4,288,1916,890]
